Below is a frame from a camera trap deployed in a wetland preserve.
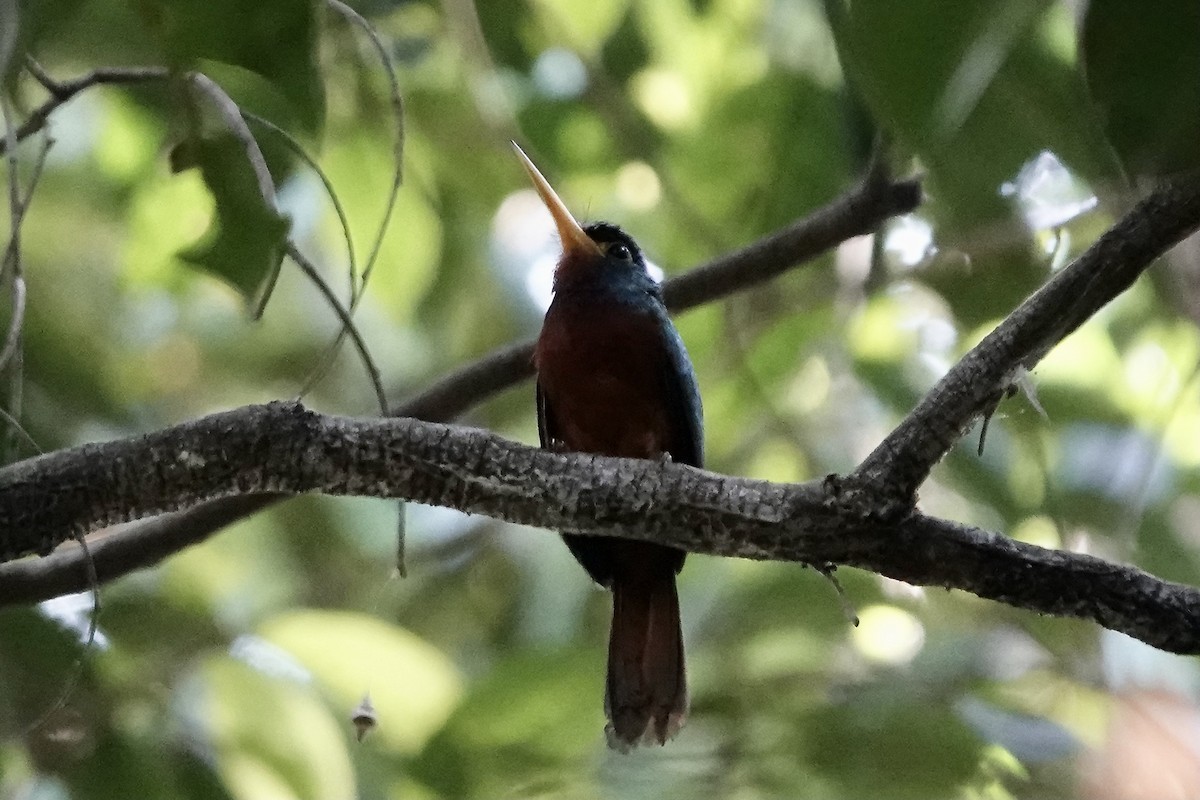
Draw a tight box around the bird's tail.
[605,572,688,750]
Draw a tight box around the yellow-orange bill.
[511,141,601,258]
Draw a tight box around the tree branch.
[3,171,1198,659]
[0,162,920,603]
[1,65,168,157]
[1,401,1198,653]
[399,159,921,422]
[660,153,921,310]
[0,494,281,606]
[853,174,1200,499]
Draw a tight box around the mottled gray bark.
[855,175,1200,498]
[0,155,920,603]
[2,166,1199,657]
[2,400,1199,652]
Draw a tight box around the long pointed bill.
[511,141,602,259]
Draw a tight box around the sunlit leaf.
[259,609,463,755]
[826,0,1120,324]
[200,657,356,800]
[170,83,290,314]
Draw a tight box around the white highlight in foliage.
[884,214,936,268]
[1000,150,1097,231]
[39,593,109,649]
[532,48,588,99]
[852,604,925,665]
[229,635,312,684]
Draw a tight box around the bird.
[513,142,704,750]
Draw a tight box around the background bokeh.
[2,1,1200,798]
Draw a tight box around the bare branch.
[854,174,1200,499]
[0,163,921,604]
[398,164,922,422]
[1,65,168,157]
[0,495,279,606]
[1,101,53,462]
[884,514,1200,654]
[286,241,388,414]
[1,400,1197,653]
[661,156,921,310]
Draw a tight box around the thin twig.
[853,174,1200,499]
[285,241,389,414]
[816,563,859,627]
[315,2,409,575]
[0,403,41,454]
[243,111,358,294]
[1,95,22,281]
[0,274,24,372]
[309,1,406,377]
[1,64,168,157]
[23,57,59,93]
[0,127,48,372]
[326,0,405,291]
[0,98,41,462]
[17,532,101,737]
[240,111,367,401]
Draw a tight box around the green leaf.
[259,609,463,755]
[413,649,601,799]
[198,657,356,800]
[172,132,289,311]
[801,692,984,799]
[59,729,178,800]
[170,75,290,313]
[826,0,1122,325]
[1082,0,1200,178]
[0,607,88,726]
[142,0,325,136]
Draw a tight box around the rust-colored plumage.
[515,144,703,749]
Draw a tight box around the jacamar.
[513,143,704,749]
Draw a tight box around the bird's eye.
[610,243,633,261]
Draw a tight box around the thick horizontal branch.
[885,515,1200,653]
[0,495,281,606]
[1,401,1197,653]
[854,174,1200,498]
[0,402,811,559]
[0,160,920,604]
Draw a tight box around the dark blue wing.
[657,309,704,469]
[536,381,556,449]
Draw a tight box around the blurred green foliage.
[2,0,1200,798]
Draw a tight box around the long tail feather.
[605,573,688,750]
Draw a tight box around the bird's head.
[512,142,654,294]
